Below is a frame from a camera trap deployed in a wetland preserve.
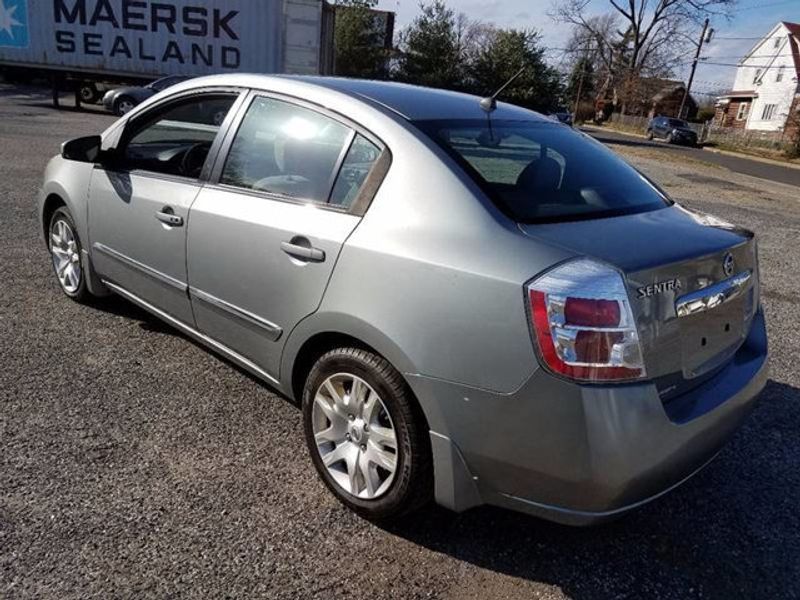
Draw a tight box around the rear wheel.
[78,82,100,104]
[302,348,432,520]
[48,207,91,303]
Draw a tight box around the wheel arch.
[282,313,421,411]
[41,193,67,244]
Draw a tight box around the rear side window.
[329,134,381,208]
[221,96,351,204]
[415,119,670,223]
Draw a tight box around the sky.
[374,0,799,101]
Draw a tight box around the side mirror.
[61,135,103,163]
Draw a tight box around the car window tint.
[122,94,236,178]
[416,119,669,223]
[221,97,351,203]
[329,134,381,208]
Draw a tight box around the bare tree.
[552,0,734,112]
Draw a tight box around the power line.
[735,0,799,10]
[701,53,795,59]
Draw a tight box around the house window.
[774,37,782,48]
[753,68,762,84]
[776,65,785,82]
[761,104,777,120]
[736,102,750,120]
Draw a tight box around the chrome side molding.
[189,286,283,341]
[675,270,752,318]
[93,242,187,292]
[102,280,281,387]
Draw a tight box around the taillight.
[527,259,645,382]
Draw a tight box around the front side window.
[416,119,670,223]
[221,97,352,204]
[120,94,236,178]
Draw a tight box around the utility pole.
[679,18,710,119]
[572,47,591,123]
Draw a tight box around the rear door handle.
[155,207,183,227]
[281,240,325,263]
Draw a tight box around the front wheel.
[48,207,91,303]
[302,348,432,520]
[115,96,135,116]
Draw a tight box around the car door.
[186,93,388,380]
[654,117,667,138]
[88,90,241,324]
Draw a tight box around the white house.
[715,21,800,134]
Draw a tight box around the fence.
[606,112,795,154]
[703,127,794,154]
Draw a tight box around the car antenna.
[479,66,527,113]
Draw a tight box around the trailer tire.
[78,82,100,104]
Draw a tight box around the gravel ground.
[1,84,799,600]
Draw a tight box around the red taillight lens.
[527,260,645,382]
[564,297,620,327]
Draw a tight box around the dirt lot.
[1,85,799,600]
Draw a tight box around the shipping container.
[0,0,334,100]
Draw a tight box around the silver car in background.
[39,75,768,525]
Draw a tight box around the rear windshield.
[415,119,670,223]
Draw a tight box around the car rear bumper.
[410,307,768,525]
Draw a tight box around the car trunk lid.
[519,205,759,398]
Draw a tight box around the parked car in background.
[647,116,699,146]
[102,76,190,116]
[549,111,574,126]
[40,75,767,525]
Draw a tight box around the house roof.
[784,22,800,81]
[718,90,758,99]
[782,21,800,37]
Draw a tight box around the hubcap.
[119,100,134,114]
[50,219,81,293]
[312,373,398,499]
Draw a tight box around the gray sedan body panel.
[40,74,769,524]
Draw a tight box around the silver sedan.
[39,75,768,524]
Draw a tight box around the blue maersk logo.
[0,0,28,48]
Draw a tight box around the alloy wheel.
[311,373,398,499]
[50,218,82,294]
[118,99,134,114]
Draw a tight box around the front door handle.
[281,239,325,263]
[155,207,183,227]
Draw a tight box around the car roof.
[174,73,548,122]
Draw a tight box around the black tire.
[78,82,100,104]
[48,207,92,303]
[302,347,432,520]
[114,95,135,116]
